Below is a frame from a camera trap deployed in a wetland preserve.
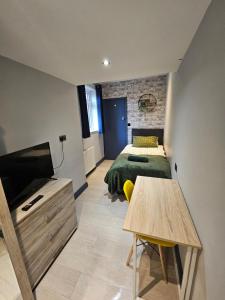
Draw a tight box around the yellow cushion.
[138,235,175,247]
[133,136,158,147]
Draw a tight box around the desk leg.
[180,246,192,300]
[185,248,198,300]
[133,233,137,300]
[180,247,198,300]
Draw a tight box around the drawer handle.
[45,206,63,224]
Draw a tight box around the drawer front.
[16,183,74,248]
[16,183,74,240]
[15,182,77,287]
[27,206,76,286]
[21,199,75,262]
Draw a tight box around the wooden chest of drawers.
[11,178,77,288]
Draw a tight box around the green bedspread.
[104,154,171,194]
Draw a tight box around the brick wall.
[102,75,168,143]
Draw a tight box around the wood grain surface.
[0,180,34,300]
[123,176,201,249]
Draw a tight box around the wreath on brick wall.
[138,94,157,112]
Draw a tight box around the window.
[85,85,99,132]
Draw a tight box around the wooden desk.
[123,176,201,300]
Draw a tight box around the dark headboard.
[132,128,164,145]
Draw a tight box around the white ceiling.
[0,0,211,85]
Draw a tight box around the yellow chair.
[123,179,176,282]
[123,180,134,203]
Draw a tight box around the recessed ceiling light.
[102,59,110,66]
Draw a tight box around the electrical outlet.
[175,163,178,172]
[59,135,67,142]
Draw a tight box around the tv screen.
[0,142,54,210]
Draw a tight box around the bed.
[104,128,171,194]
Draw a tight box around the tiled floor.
[0,160,179,300]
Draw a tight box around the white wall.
[0,56,86,193]
[83,133,104,164]
[164,0,225,299]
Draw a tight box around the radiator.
[83,146,96,175]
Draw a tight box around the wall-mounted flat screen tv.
[0,142,54,210]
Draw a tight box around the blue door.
[103,98,128,159]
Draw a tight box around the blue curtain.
[95,84,104,134]
[77,85,90,138]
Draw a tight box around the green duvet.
[104,154,171,194]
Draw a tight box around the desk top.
[123,176,201,249]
